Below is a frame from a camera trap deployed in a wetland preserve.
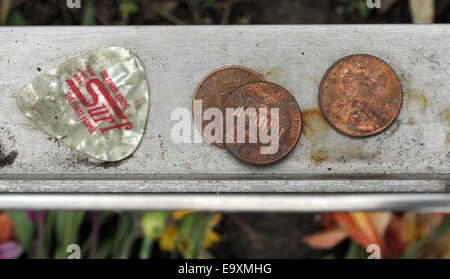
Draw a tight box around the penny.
[319,54,403,137]
[193,66,264,147]
[222,82,302,165]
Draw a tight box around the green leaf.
[139,238,154,259]
[170,212,197,258]
[80,212,109,259]
[6,8,26,26]
[81,0,97,25]
[6,211,34,254]
[201,0,216,8]
[95,233,115,259]
[184,213,216,259]
[175,212,217,259]
[120,0,139,23]
[112,213,140,259]
[112,213,131,258]
[345,240,369,259]
[141,211,169,241]
[401,218,450,259]
[53,211,86,259]
[139,211,169,259]
[178,212,197,239]
[359,2,369,17]
[42,211,55,259]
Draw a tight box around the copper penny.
[319,54,403,137]
[193,66,264,147]
[222,82,302,165]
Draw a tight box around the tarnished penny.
[193,66,264,147]
[319,54,403,137]
[222,82,302,165]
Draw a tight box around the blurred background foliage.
[0,0,448,26]
[1,210,449,259]
[1,211,223,259]
[0,0,449,259]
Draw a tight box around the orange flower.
[172,211,195,221]
[0,213,14,243]
[303,212,392,258]
[303,213,447,259]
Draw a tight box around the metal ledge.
[0,179,448,193]
[0,25,449,210]
[0,193,449,212]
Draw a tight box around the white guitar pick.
[16,47,149,162]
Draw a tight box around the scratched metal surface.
[0,25,449,195]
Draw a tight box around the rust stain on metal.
[301,108,330,163]
[311,149,328,163]
[442,108,450,121]
[223,82,302,165]
[302,108,381,163]
[264,66,288,79]
[302,108,330,139]
[193,66,264,148]
[410,91,428,113]
[299,73,320,87]
[307,76,320,87]
[319,54,403,137]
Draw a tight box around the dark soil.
[11,0,450,25]
[211,213,348,259]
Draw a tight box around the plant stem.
[32,211,46,259]
[89,212,101,259]
[139,239,154,259]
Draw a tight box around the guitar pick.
[16,47,150,162]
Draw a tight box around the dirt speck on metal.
[328,141,376,162]
[0,147,18,168]
[68,153,132,169]
[0,126,18,168]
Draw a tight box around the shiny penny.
[193,66,264,147]
[222,82,302,165]
[319,54,403,137]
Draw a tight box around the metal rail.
[0,193,449,212]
